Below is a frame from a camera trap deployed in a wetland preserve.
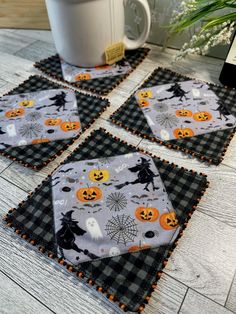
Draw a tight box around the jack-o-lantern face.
[193,111,212,122]
[159,212,179,230]
[176,109,193,117]
[138,99,150,108]
[76,187,102,202]
[5,108,25,118]
[135,207,159,222]
[137,90,153,99]
[173,128,194,139]
[32,138,50,144]
[60,121,81,132]
[44,118,62,126]
[18,100,35,107]
[128,245,151,253]
[75,73,91,81]
[89,169,110,183]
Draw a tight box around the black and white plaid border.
[0,75,109,169]
[5,128,208,312]
[34,48,150,95]
[110,67,236,165]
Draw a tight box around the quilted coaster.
[110,68,236,165]
[34,48,150,95]
[0,76,109,169]
[61,58,132,82]
[0,89,82,147]
[4,128,209,313]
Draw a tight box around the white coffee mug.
[45,0,151,67]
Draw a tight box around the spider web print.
[19,123,43,138]
[106,192,128,211]
[156,113,178,128]
[105,214,138,245]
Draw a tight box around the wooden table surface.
[0,29,235,314]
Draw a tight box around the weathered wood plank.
[0,177,28,213]
[164,211,236,306]
[0,52,35,84]
[0,81,17,96]
[0,270,53,314]
[15,40,56,62]
[0,30,35,54]
[144,44,224,84]
[0,223,119,314]
[137,140,236,228]
[221,135,236,171]
[143,274,187,314]
[0,156,12,174]
[226,272,236,313]
[13,29,53,44]
[0,162,51,193]
[180,289,234,314]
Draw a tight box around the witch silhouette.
[56,210,98,261]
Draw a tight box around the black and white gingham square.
[111,68,236,165]
[34,48,150,95]
[7,129,208,312]
[0,76,109,169]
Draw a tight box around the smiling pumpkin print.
[5,108,25,118]
[75,73,91,81]
[76,186,102,202]
[89,169,110,183]
[18,100,35,108]
[135,207,159,222]
[175,109,193,117]
[159,212,179,230]
[173,128,194,139]
[193,111,212,122]
[60,121,81,132]
[137,90,153,99]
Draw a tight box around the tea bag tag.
[105,42,125,64]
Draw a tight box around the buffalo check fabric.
[110,68,236,165]
[0,76,109,169]
[5,129,208,312]
[34,48,150,95]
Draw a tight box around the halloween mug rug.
[111,67,236,165]
[53,152,181,264]
[0,75,109,169]
[5,128,208,312]
[0,89,82,147]
[61,58,132,82]
[34,47,150,95]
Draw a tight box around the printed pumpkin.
[128,244,151,252]
[193,111,212,122]
[138,99,150,108]
[173,128,194,139]
[135,207,159,222]
[175,109,192,117]
[18,100,35,107]
[89,169,110,183]
[44,118,62,126]
[60,121,81,132]
[32,138,50,144]
[5,108,25,118]
[76,187,102,202]
[159,212,179,230]
[75,73,91,81]
[137,90,153,99]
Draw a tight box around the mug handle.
[123,0,151,50]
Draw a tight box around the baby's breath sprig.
[169,0,236,61]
